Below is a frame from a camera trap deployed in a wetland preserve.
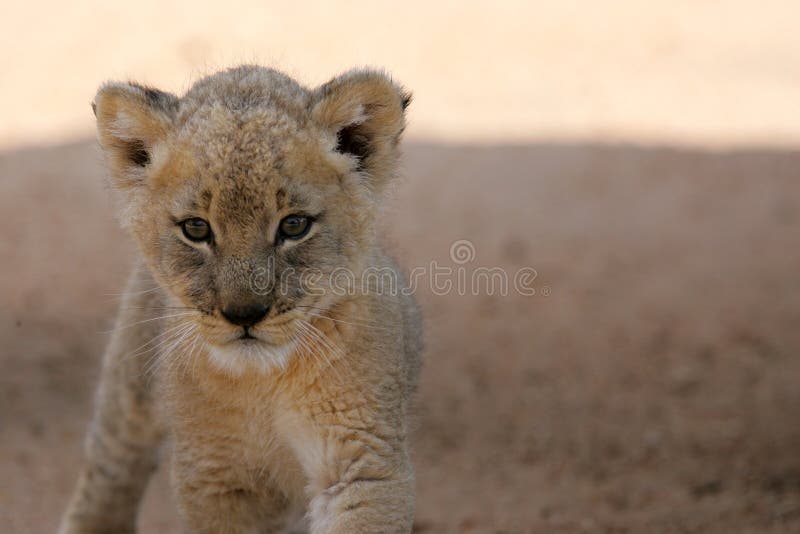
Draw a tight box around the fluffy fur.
[59,65,422,533]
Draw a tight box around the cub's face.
[93,66,409,373]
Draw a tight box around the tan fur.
[60,66,421,533]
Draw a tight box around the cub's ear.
[311,69,411,190]
[93,82,178,188]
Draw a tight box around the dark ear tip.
[401,91,412,111]
[91,101,97,117]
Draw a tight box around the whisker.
[120,320,193,364]
[294,304,384,325]
[141,326,192,374]
[292,324,331,377]
[289,325,315,361]
[142,321,195,375]
[177,325,205,381]
[295,320,345,382]
[103,286,163,298]
[121,306,197,311]
[145,322,196,382]
[301,310,391,332]
[103,278,185,301]
[301,321,345,359]
[102,312,197,334]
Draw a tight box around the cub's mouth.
[193,309,306,374]
[239,329,257,340]
[215,321,297,347]
[205,327,299,374]
[174,303,328,374]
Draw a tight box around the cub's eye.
[278,215,311,240]
[180,218,212,242]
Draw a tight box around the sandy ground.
[2,139,800,532]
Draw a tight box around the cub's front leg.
[59,273,166,534]
[307,451,414,534]
[289,390,415,533]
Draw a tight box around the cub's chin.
[206,337,298,376]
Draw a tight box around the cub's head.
[93,66,410,373]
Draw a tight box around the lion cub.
[60,66,422,534]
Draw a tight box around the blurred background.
[2,1,800,532]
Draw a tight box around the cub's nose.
[221,303,269,327]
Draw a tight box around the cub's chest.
[166,365,288,448]
[165,369,310,496]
